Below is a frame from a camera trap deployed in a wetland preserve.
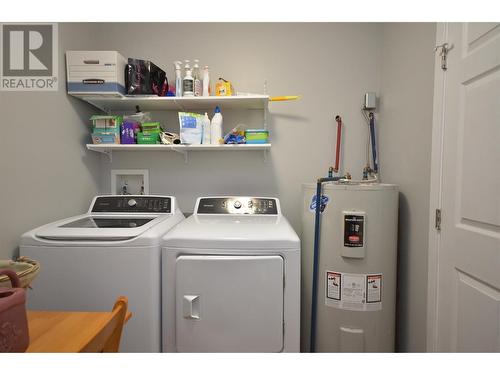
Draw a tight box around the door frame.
[426,22,448,352]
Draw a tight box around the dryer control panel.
[91,196,172,213]
[196,197,278,215]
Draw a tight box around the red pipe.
[334,115,342,173]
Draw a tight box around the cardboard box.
[66,51,127,97]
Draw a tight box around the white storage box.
[66,51,127,97]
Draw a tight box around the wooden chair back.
[80,296,128,353]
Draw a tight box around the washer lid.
[20,196,185,247]
[33,214,165,241]
[59,217,155,229]
[162,214,300,250]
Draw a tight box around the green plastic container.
[245,129,269,144]
[137,131,160,144]
[141,121,161,134]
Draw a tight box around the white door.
[428,23,500,352]
[175,255,284,352]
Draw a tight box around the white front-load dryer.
[20,195,184,352]
[161,196,300,352]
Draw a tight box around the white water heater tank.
[301,182,398,352]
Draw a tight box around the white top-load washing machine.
[20,195,184,352]
[162,196,300,352]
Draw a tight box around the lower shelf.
[86,143,271,162]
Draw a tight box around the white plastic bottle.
[182,60,194,97]
[210,106,222,144]
[174,61,182,97]
[202,65,210,97]
[193,59,202,97]
[202,112,211,144]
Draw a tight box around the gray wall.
[92,22,383,231]
[378,23,436,352]
[0,24,101,259]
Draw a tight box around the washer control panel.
[91,196,172,213]
[196,197,278,215]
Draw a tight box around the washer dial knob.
[128,199,137,207]
[233,200,242,209]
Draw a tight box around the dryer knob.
[128,199,137,207]
[234,200,242,209]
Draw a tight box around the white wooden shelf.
[71,94,269,113]
[86,143,271,163]
[73,93,272,163]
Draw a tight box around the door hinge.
[434,43,454,71]
[435,209,442,231]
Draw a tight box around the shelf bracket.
[173,98,186,111]
[83,97,110,114]
[93,149,113,162]
[172,148,188,163]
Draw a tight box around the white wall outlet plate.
[111,169,149,195]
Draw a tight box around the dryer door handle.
[183,295,200,320]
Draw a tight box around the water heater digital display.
[342,211,366,258]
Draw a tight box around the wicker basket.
[0,257,40,289]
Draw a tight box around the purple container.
[121,122,136,144]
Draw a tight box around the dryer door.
[175,255,284,352]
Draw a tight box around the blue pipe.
[369,112,378,173]
[310,176,340,352]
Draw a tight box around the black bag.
[125,58,168,96]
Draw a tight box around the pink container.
[0,269,29,352]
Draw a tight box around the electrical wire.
[369,112,378,173]
[334,115,342,174]
[360,107,380,182]
[361,107,371,169]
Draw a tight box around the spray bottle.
[202,65,210,97]
[174,61,183,97]
[193,59,202,97]
[182,60,194,97]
